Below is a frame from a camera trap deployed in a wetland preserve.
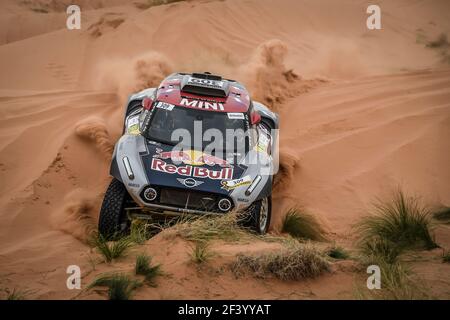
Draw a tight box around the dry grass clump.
[231,243,330,281]
[174,213,252,243]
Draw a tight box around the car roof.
[155,73,251,113]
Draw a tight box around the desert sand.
[0,0,449,299]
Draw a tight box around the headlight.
[245,175,262,196]
[122,156,134,179]
[143,187,157,201]
[218,198,232,212]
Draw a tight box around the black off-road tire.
[239,196,272,235]
[98,178,131,239]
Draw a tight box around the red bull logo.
[151,158,233,180]
[154,148,230,167]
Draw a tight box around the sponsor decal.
[141,109,153,132]
[151,158,233,180]
[227,112,245,120]
[180,98,224,111]
[221,175,252,191]
[176,178,204,188]
[154,148,230,167]
[128,124,140,135]
[128,182,140,188]
[128,116,139,126]
[127,116,140,135]
[156,101,175,111]
[186,77,224,89]
[255,126,271,153]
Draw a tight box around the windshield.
[143,103,249,153]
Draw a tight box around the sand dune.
[0,0,449,299]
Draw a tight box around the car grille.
[158,187,224,212]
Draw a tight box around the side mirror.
[250,111,261,125]
[142,97,154,110]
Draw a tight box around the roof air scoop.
[180,73,230,98]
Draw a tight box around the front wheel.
[241,196,272,234]
[98,178,131,239]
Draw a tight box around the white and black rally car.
[98,72,279,238]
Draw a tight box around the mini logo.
[177,178,204,188]
[180,98,225,111]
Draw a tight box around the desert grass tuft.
[130,220,154,244]
[88,273,142,300]
[191,241,214,264]
[354,190,438,299]
[135,254,162,286]
[356,258,429,300]
[89,233,133,263]
[433,207,450,223]
[356,189,437,256]
[231,243,330,280]
[281,208,327,241]
[327,246,349,260]
[359,237,402,265]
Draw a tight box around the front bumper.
[126,203,224,218]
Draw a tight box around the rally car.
[98,72,279,238]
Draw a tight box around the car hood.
[140,141,246,195]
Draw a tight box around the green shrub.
[327,246,349,260]
[89,233,133,263]
[135,254,162,286]
[88,273,142,300]
[281,208,327,241]
[191,241,214,264]
[357,190,437,253]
